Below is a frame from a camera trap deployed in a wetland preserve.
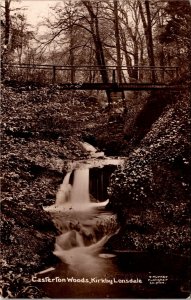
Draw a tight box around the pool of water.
[35,251,189,298]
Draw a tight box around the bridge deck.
[58,83,183,91]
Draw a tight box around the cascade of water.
[53,234,112,267]
[44,162,119,273]
[81,142,104,158]
[81,142,97,153]
[56,172,71,205]
[48,169,108,212]
[70,169,90,204]
[56,230,85,250]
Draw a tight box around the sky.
[12,0,61,29]
[11,0,191,33]
[12,0,191,27]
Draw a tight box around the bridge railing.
[2,63,179,85]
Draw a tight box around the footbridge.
[2,63,183,91]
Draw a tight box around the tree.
[1,0,33,68]
[117,0,145,82]
[1,0,11,64]
[138,0,156,82]
[113,0,123,84]
[158,0,191,79]
[81,1,109,82]
[11,13,33,64]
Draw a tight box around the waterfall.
[45,169,109,212]
[44,163,119,275]
[70,169,90,204]
[56,172,71,205]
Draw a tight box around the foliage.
[1,1,34,65]
[158,0,191,75]
[1,82,109,298]
[108,92,190,254]
[159,0,191,46]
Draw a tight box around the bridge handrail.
[2,63,179,71]
[2,63,179,85]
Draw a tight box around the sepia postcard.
[1,0,190,298]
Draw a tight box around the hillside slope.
[1,83,106,297]
[107,91,190,255]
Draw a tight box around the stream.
[34,154,189,298]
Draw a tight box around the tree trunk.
[82,1,112,106]
[120,30,133,81]
[69,32,75,83]
[113,1,123,84]
[159,47,165,81]
[138,0,156,83]
[2,0,11,77]
[113,0,125,102]
[139,38,144,81]
[145,0,156,83]
[4,0,11,49]
[133,40,139,80]
[68,14,75,84]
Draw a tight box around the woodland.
[1,0,191,298]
